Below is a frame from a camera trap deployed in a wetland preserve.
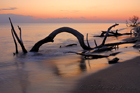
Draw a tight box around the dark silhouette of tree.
[129,15,139,26]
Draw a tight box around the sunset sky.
[0,0,140,23]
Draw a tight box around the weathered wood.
[86,33,91,48]
[11,29,18,54]
[101,23,119,45]
[92,46,114,53]
[84,54,108,59]
[109,52,121,56]
[109,57,119,64]
[30,27,92,52]
[94,39,98,47]
[9,19,137,56]
[95,39,137,49]
[94,27,131,37]
[94,32,132,37]
[60,44,77,48]
[65,44,77,47]
[18,26,23,43]
[9,18,27,53]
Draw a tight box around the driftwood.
[94,28,132,37]
[9,18,27,53]
[9,19,137,58]
[101,23,119,45]
[30,27,92,52]
[65,51,121,59]
[109,57,119,64]
[30,24,120,52]
[18,26,23,43]
[94,32,132,37]
[11,29,18,54]
[86,33,91,48]
[95,39,137,49]
[84,54,108,59]
[9,19,139,64]
[60,44,77,48]
[92,46,114,53]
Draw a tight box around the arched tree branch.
[30,27,92,52]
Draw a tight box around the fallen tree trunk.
[30,27,92,52]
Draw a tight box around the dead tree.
[129,15,139,26]
[30,27,92,52]
[9,18,27,53]
[11,29,18,54]
[101,23,119,46]
[9,19,136,55]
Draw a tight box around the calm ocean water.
[0,23,138,93]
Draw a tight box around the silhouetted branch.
[11,29,18,54]
[101,23,119,45]
[30,27,92,52]
[9,17,27,53]
[18,26,23,43]
[94,39,97,47]
[86,33,91,48]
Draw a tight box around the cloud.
[0,14,125,23]
[0,14,34,23]
[0,7,17,11]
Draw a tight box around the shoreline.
[72,56,140,93]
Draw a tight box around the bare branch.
[9,17,27,53]
[11,29,18,54]
[101,23,119,45]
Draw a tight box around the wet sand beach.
[72,56,140,93]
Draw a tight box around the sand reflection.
[15,61,30,93]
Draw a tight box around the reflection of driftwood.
[9,18,27,53]
[30,27,92,52]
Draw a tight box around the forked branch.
[9,18,27,53]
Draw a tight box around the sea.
[0,23,139,93]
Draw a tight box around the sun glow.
[0,0,140,22]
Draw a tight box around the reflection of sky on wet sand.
[0,53,112,93]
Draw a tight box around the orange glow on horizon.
[0,0,140,22]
